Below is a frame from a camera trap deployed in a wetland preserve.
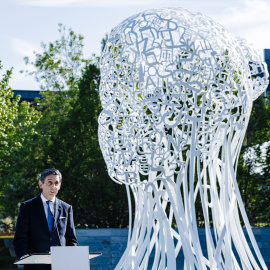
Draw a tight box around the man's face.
[39,174,61,200]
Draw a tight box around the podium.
[14,246,101,270]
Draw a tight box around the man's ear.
[38,181,43,189]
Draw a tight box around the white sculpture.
[98,7,269,270]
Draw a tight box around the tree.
[3,25,129,228]
[237,93,270,225]
[0,61,41,218]
[23,23,91,92]
[46,64,129,227]
[0,62,19,156]
[22,23,97,158]
[245,94,270,146]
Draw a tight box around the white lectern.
[14,246,101,270]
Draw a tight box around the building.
[13,90,43,102]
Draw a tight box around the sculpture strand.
[98,7,269,270]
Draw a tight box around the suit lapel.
[52,198,62,234]
[34,195,51,236]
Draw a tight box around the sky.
[0,0,269,90]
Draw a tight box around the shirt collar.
[40,193,56,204]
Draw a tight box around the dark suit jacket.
[13,195,78,270]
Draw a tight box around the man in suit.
[13,168,78,270]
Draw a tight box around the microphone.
[49,206,62,246]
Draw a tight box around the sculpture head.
[98,7,269,185]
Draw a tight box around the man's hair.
[39,168,62,183]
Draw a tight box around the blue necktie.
[46,201,54,233]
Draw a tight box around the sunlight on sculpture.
[98,7,269,270]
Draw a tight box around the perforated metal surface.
[98,7,269,270]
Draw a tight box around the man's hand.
[20,254,29,260]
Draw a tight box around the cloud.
[17,0,168,7]
[10,37,40,58]
[218,0,270,27]
[10,69,40,90]
[0,38,41,89]
[213,0,270,52]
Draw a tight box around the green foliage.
[0,63,19,153]
[0,61,41,220]
[0,238,16,269]
[101,33,108,53]
[1,22,269,229]
[237,94,270,226]
[0,217,13,233]
[0,27,129,228]
[23,23,91,91]
[245,94,270,146]
[43,64,129,227]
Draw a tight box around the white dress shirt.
[40,193,55,218]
